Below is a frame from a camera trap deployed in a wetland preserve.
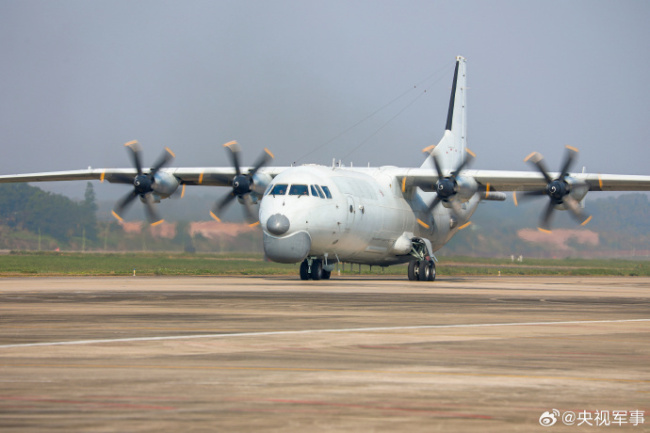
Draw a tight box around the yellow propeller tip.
[165,147,176,158]
[421,144,436,154]
[466,148,476,158]
[537,227,552,234]
[209,211,221,222]
[264,148,275,159]
[124,140,139,147]
[249,221,261,228]
[150,220,165,227]
[581,216,593,226]
[565,145,579,153]
[111,210,124,222]
[416,219,430,229]
[523,152,537,162]
[458,221,472,230]
[223,140,238,148]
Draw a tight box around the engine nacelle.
[454,175,478,202]
[151,171,180,198]
[251,172,273,196]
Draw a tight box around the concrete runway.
[0,276,648,432]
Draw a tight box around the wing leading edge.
[0,167,286,187]
[397,168,650,193]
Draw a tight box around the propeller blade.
[125,140,143,175]
[525,152,553,184]
[150,147,175,176]
[208,173,236,186]
[223,141,242,176]
[563,195,591,225]
[249,148,274,177]
[449,200,464,221]
[143,196,164,226]
[559,146,578,179]
[210,193,236,222]
[522,189,548,198]
[112,190,139,221]
[426,196,441,213]
[432,155,444,179]
[110,173,136,184]
[539,200,556,232]
[241,194,258,225]
[451,149,475,177]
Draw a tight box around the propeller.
[209,141,274,225]
[425,148,476,218]
[517,145,591,232]
[111,140,175,226]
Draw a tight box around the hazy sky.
[1,0,649,202]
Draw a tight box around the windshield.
[289,184,309,196]
[321,186,332,199]
[269,184,288,195]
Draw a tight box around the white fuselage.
[258,165,478,266]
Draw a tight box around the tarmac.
[0,276,648,432]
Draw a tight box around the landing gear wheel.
[322,269,331,280]
[408,260,420,281]
[300,260,310,280]
[429,261,436,281]
[311,259,323,280]
[418,260,431,281]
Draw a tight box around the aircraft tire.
[300,260,310,280]
[408,260,419,281]
[428,261,436,281]
[311,259,323,280]
[418,260,431,281]
[322,269,331,280]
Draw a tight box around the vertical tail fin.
[422,56,468,171]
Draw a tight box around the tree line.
[0,182,97,243]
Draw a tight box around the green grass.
[0,251,648,277]
[0,252,298,276]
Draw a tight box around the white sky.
[1,0,649,201]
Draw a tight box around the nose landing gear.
[300,258,331,280]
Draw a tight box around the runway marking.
[0,318,648,349]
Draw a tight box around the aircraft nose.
[266,213,290,236]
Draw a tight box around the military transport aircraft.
[2,56,650,281]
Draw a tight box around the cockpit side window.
[321,186,332,199]
[310,185,319,197]
[270,184,288,195]
[289,184,309,196]
[314,185,326,199]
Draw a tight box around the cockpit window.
[321,186,332,199]
[289,184,309,196]
[310,185,325,198]
[314,185,326,199]
[269,184,288,195]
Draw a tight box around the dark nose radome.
[266,213,290,236]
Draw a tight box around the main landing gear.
[407,259,436,281]
[407,238,436,281]
[300,258,331,281]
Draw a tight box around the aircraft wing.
[0,167,287,186]
[399,168,650,192]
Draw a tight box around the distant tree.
[80,182,98,240]
[0,183,99,244]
